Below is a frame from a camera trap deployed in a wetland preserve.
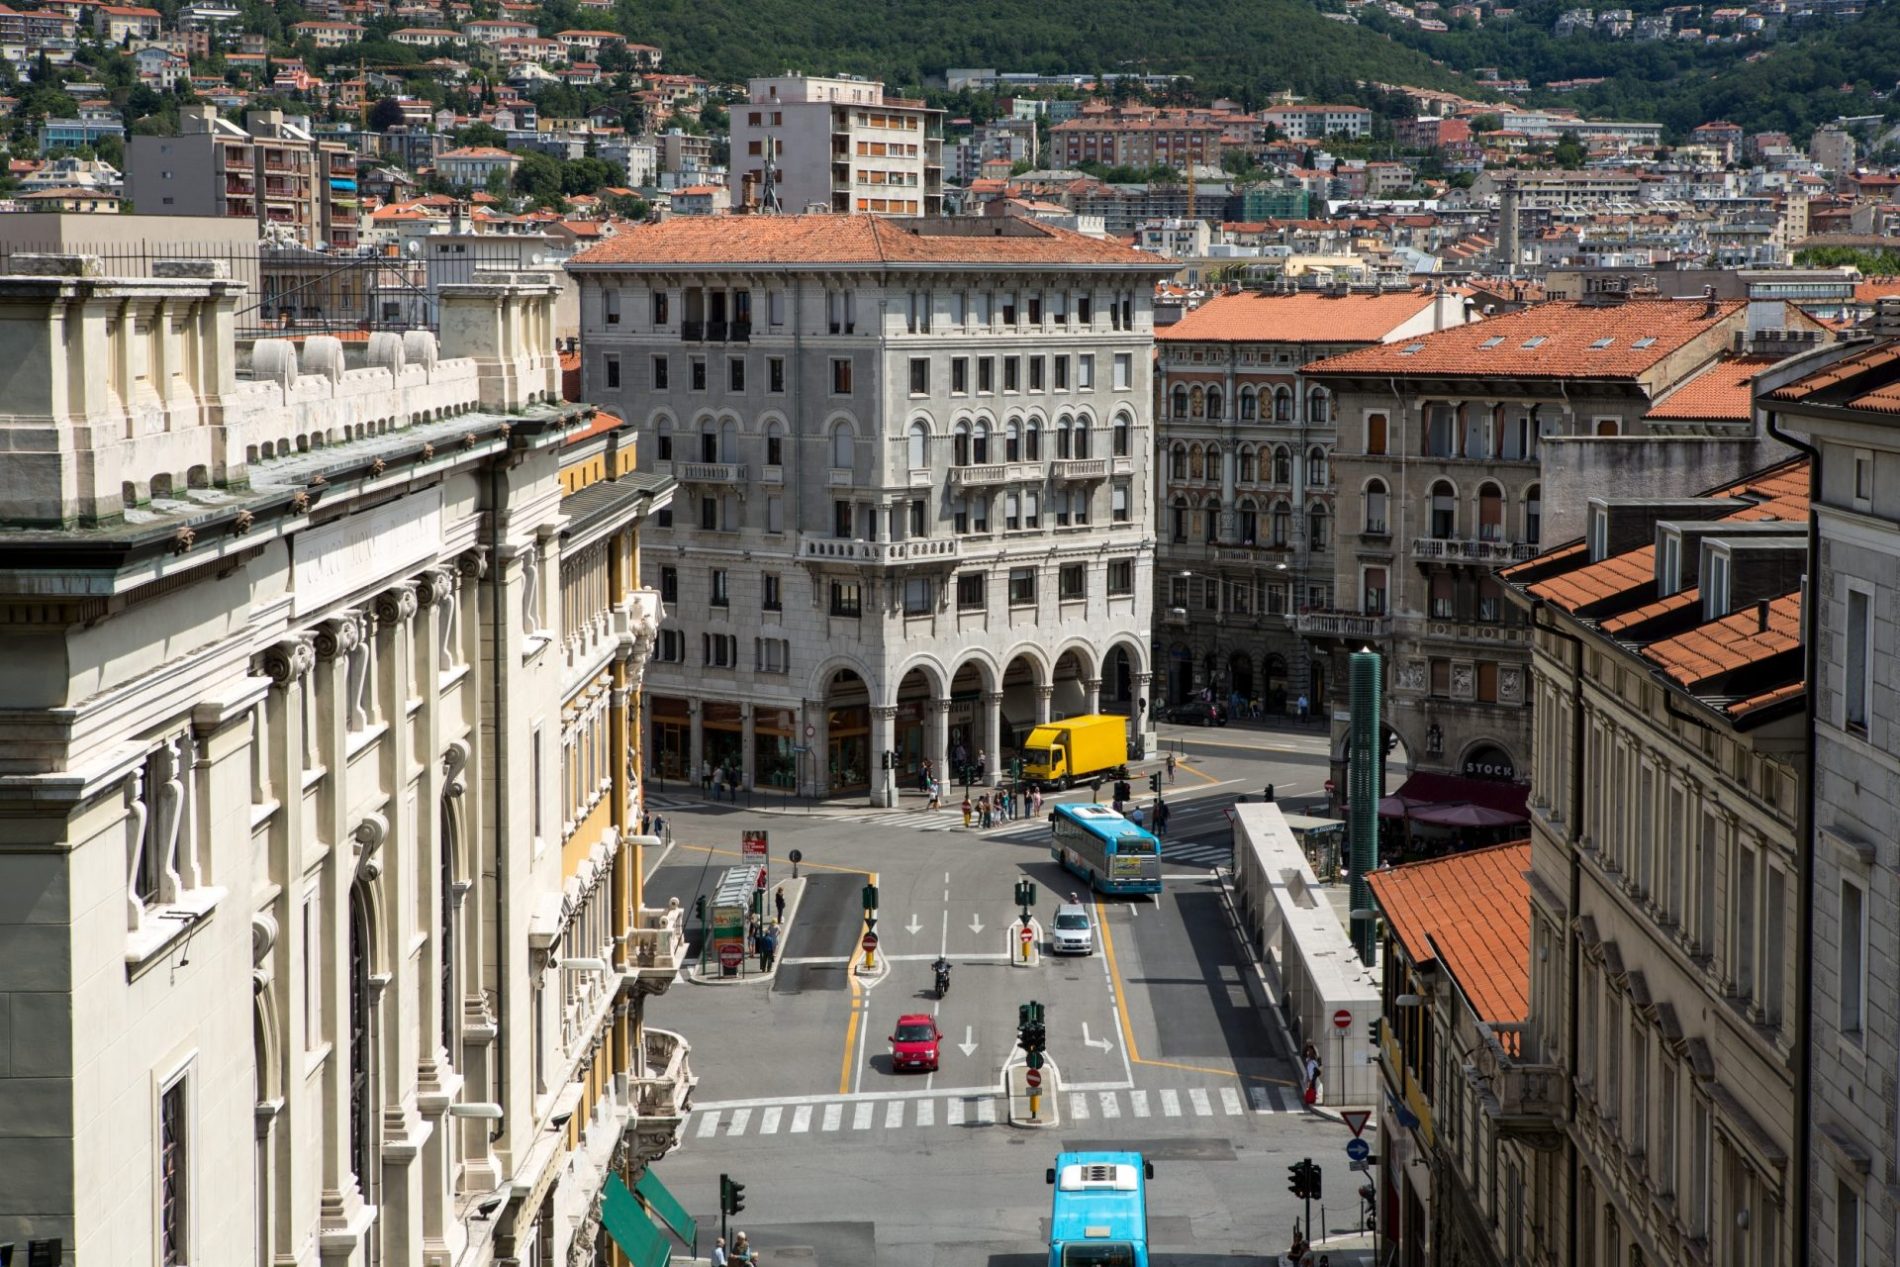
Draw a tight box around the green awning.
[600,1174,671,1267]
[635,1168,697,1245]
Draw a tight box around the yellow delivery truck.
[1021,715,1130,789]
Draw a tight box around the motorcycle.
[933,959,951,1000]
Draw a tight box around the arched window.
[349,888,372,1186]
[1189,444,1204,480]
[1306,446,1329,487]
[1073,416,1092,459]
[1239,499,1259,544]
[1206,386,1223,421]
[1238,445,1256,484]
[1026,417,1042,461]
[1204,498,1221,542]
[699,421,720,463]
[1171,384,1189,419]
[1112,414,1130,457]
[656,418,674,461]
[1429,479,1456,538]
[1006,418,1022,462]
[1526,484,1542,547]
[1478,482,1504,542]
[720,419,738,461]
[1365,479,1389,534]
[1171,497,1189,542]
[1309,504,1330,549]
[1202,441,1218,479]
[1170,443,1187,480]
[1190,385,1206,418]
[1056,414,1073,459]
[1271,499,1291,547]
[830,421,854,468]
[953,420,971,466]
[1307,388,1330,423]
[908,421,929,470]
[764,419,785,467]
[1272,445,1293,485]
[1273,387,1293,422]
[1239,386,1258,421]
[972,419,990,464]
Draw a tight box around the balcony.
[828,467,855,487]
[677,461,745,484]
[707,319,728,341]
[1411,537,1539,565]
[626,1026,696,1169]
[1293,610,1391,640]
[1473,1025,1565,1148]
[681,320,704,341]
[798,535,961,566]
[1051,458,1108,482]
[759,464,784,486]
[950,462,1041,489]
[624,903,685,995]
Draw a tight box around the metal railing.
[1411,536,1540,564]
[1292,610,1391,639]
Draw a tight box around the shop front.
[703,701,745,783]
[895,698,927,780]
[753,706,799,792]
[650,695,690,779]
[828,703,869,794]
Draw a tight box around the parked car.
[889,1014,942,1072]
[1163,701,1228,727]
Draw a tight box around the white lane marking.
[1270,1085,1292,1113]
[695,1110,722,1138]
[1161,1090,1182,1117]
[1248,1085,1272,1113]
[791,1105,813,1133]
[1131,1090,1151,1118]
[1099,1091,1121,1119]
[1070,1092,1090,1120]
[976,1097,997,1124]
[759,1106,783,1134]
[726,1108,752,1135]
[884,1099,904,1128]
[948,1098,966,1127]
[822,1103,843,1132]
[1220,1087,1245,1116]
[852,1102,874,1130]
[1189,1088,1213,1116]
[916,1098,935,1127]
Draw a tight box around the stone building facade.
[569,214,1173,804]
[0,258,690,1267]
[1151,284,1470,710]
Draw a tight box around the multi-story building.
[727,74,945,216]
[1048,115,1226,170]
[0,259,693,1266]
[1302,297,1779,799]
[570,214,1172,803]
[436,144,521,188]
[1758,313,1900,1266]
[1151,285,1471,711]
[1498,457,1809,1267]
[128,105,359,250]
[1259,103,1373,141]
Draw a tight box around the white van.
[1051,903,1094,955]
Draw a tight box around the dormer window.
[1659,530,1681,597]
[1703,551,1730,620]
[1588,505,1609,562]
[1480,336,1504,349]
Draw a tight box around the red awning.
[1393,772,1530,818]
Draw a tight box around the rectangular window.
[1364,567,1388,614]
[656,629,685,662]
[765,495,783,533]
[651,355,668,390]
[908,499,926,537]
[1008,567,1036,606]
[1107,559,1133,595]
[1629,1023,1647,1157]
[603,288,620,325]
[531,728,544,840]
[1113,353,1132,390]
[1846,584,1871,732]
[1078,294,1094,325]
[1367,413,1388,455]
[728,357,745,391]
[831,357,853,395]
[1842,877,1866,1035]
[1837,1180,1862,1267]
[1059,563,1086,600]
[1476,662,1499,703]
[978,357,995,393]
[1027,294,1042,324]
[691,357,706,391]
[830,581,862,617]
[160,1075,189,1267]
[834,500,853,538]
[768,291,784,326]
[604,353,620,389]
[699,496,717,531]
[702,633,737,667]
[957,573,985,610]
[710,569,729,607]
[1764,866,1786,1028]
[1029,356,1045,391]
[660,566,678,602]
[1431,658,1450,697]
[762,573,781,611]
[1112,483,1130,522]
[1004,357,1020,392]
[952,357,969,394]
[755,637,789,673]
[1657,1061,1678,1196]
[651,291,669,325]
[768,356,785,393]
[1735,843,1758,1000]
[1053,356,1069,391]
[909,357,929,395]
[1078,354,1095,389]
[903,576,932,615]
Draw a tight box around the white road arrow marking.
[1082,1022,1113,1052]
[906,913,923,935]
[958,1026,978,1057]
[969,914,985,935]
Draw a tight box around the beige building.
[728,74,945,215]
[128,106,359,250]
[0,258,691,1267]
[1497,458,1810,1267]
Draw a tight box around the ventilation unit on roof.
[1480,335,1504,349]
[1522,336,1547,349]
[1590,337,1615,349]
[1633,336,1657,348]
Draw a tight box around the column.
[740,704,756,792]
[1136,672,1155,743]
[1036,684,1054,726]
[688,698,704,789]
[1220,442,1237,542]
[929,699,951,786]
[983,691,1003,787]
[870,705,897,807]
[805,698,828,799]
[1085,677,1102,716]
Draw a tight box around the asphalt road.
[636,723,1371,1266]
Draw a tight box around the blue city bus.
[1045,1151,1154,1267]
[1050,803,1162,896]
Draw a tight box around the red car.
[889,1014,942,1072]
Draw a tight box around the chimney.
[1702,284,1720,319]
[1756,598,1770,633]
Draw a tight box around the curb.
[1004,1056,1061,1127]
[686,874,806,988]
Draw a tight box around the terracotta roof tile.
[1644,354,1776,422]
[1599,587,1700,635]
[1526,545,1656,610]
[1639,592,1802,691]
[1306,298,1743,380]
[1153,288,1444,345]
[1367,842,1531,1027]
[568,214,1163,270]
[1765,341,1900,401]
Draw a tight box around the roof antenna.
[761,129,782,215]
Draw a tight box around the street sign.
[1324,778,1336,792]
[1333,1008,1353,1031]
[861,932,879,952]
[1346,1139,1371,1162]
[1349,1159,1371,1172]
[1340,1109,1372,1138]
[1025,1068,1042,1089]
[718,943,743,971]
[743,830,768,865]
[1019,926,1034,944]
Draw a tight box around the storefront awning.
[1393,772,1529,819]
[600,1174,671,1267]
[635,1168,697,1245]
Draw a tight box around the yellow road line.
[1170,762,1220,786]
[672,842,871,875]
[839,869,878,1095]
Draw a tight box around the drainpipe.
[488,458,509,1145]
[1529,597,1585,1267]
[1764,403,1819,1260]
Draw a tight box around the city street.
[636,722,1371,1266]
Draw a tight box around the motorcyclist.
[932,955,951,998]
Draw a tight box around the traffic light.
[1286,1159,1321,1200]
[720,1174,746,1216]
[861,882,878,912]
[1018,1000,1047,1056]
[1114,779,1131,803]
[1149,771,1162,794]
[694,894,707,922]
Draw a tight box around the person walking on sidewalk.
[927,779,942,812]
[1166,752,1177,784]
[1154,798,1170,838]
[774,887,786,923]
[961,795,973,828]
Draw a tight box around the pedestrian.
[1166,752,1177,784]
[927,779,942,811]
[1297,693,1310,722]
[775,887,786,923]
[954,740,968,769]
[732,1231,758,1265]
[1128,804,1145,828]
[1155,799,1170,837]
[711,1236,729,1267]
[701,758,712,794]
[976,749,988,781]
[1031,786,1042,816]
[961,795,973,828]
[979,794,992,829]
[1302,1042,1323,1106]
[712,766,726,801]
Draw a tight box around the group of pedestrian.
[702,757,744,801]
[711,1231,760,1265]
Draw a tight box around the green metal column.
[1347,650,1383,965]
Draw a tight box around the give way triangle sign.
[1340,1109,1373,1138]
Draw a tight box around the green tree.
[368,96,407,132]
[512,149,563,202]
[561,155,624,194]
[1553,135,1586,169]
[457,122,507,148]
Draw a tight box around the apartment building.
[1151,285,1471,711]
[128,105,359,249]
[727,74,945,215]
[1498,458,1809,1267]
[0,260,694,1267]
[570,215,1171,803]
[1049,115,1226,170]
[1302,297,1765,801]
[1260,103,1373,141]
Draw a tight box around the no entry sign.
[1333,1008,1353,1031]
[1025,1068,1042,1088]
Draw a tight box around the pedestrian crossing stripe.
[822,1103,843,1131]
[1159,1089,1181,1117]
[1188,1089,1213,1116]
[759,1106,782,1135]
[1130,1090,1151,1118]
[791,1105,812,1133]
[1069,1092,1089,1120]
[852,1101,874,1130]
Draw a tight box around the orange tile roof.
[1643,354,1776,422]
[1525,544,1656,611]
[1154,288,1442,345]
[1367,842,1531,1027]
[1764,341,1900,401]
[1307,298,1744,380]
[1599,587,1699,635]
[1639,591,1801,689]
[568,213,1164,270]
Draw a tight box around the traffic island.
[1008,916,1043,968]
[689,874,807,987]
[1006,1058,1061,1127]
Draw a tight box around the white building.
[569,214,1173,804]
[728,74,945,215]
[0,257,693,1267]
[1260,104,1373,141]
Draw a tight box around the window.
[903,577,933,615]
[1113,353,1132,390]
[1171,500,1188,542]
[763,573,781,611]
[1078,294,1093,325]
[1310,506,1330,550]
[1004,357,1020,392]
[1060,564,1086,600]
[909,357,929,395]
[1657,1061,1678,1196]
[1170,576,1188,608]
[656,629,685,662]
[1705,552,1731,619]
[1477,661,1498,703]
[651,355,668,390]
[1113,415,1130,456]
[1274,389,1293,422]
[908,499,926,537]
[1112,483,1130,523]
[699,496,717,531]
[702,633,738,667]
[1024,490,1040,528]
[709,569,729,607]
[1029,357,1044,391]
[1479,485,1503,541]
[765,494,783,533]
[1005,420,1022,462]
[1478,576,1504,622]
[768,356,785,393]
[1841,877,1866,1036]
[1027,294,1042,324]
[1846,583,1871,733]
[1429,480,1456,538]
[908,422,929,470]
[659,566,678,602]
[1853,449,1874,510]
[691,357,706,391]
[1054,356,1069,390]
[1526,485,1542,547]
[1431,571,1456,619]
[1364,480,1389,534]
[604,353,620,389]
[832,423,855,469]
[1025,419,1041,460]
[1271,502,1289,547]
[722,356,742,391]
[952,357,969,394]
[830,357,853,394]
[1629,1022,1648,1158]
[1764,865,1786,1027]
[1008,567,1036,605]
[1430,658,1450,697]
[651,291,669,325]
[1367,412,1388,455]
[1002,295,1017,325]
[978,357,995,393]
[1273,447,1293,485]
[1364,567,1388,614]
[756,637,789,673]
[1308,388,1330,423]
[768,291,785,326]
[834,499,853,538]
[1307,447,1329,487]
[1108,559,1133,595]
[160,1073,189,1267]
[1735,843,1758,1000]
[1837,1180,1862,1267]
[830,581,862,617]
[1078,354,1095,389]
[302,890,322,1050]
[957,573,985,610]
[1205,500,1220,542]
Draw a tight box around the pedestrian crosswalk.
[827,808,1051,837]
[687,1081,1300,1142]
